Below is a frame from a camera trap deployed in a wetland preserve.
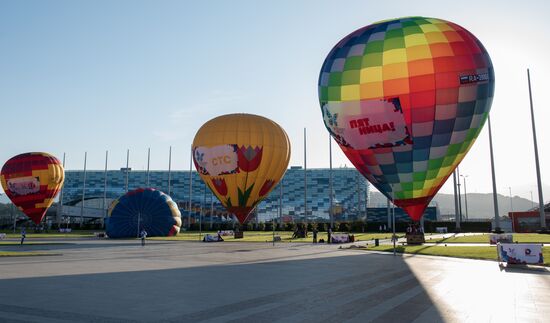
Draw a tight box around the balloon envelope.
[107,188,181,238]
[1,152,64,224]
[318,17,494,220]
[193,114,290,223]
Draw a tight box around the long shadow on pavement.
[0,250,444,322]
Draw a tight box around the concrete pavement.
[1,239,549,322]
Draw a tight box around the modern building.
[60,167,438,225]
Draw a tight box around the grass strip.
[149,231,409,243]
[366,245,550,266]
[429,233,550,244]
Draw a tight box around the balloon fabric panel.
[319,17,494,220]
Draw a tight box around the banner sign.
[7,177,40,196]
[498,243,544,265]
[490,233,513,245]
[331,234,350,243]
[194,145,239,176]
[322,98,411,150]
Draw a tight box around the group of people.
[406,223,424,235]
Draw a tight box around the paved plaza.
[1,239,549,322]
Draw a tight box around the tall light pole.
[527,69,546,230]
[461,175,469,221]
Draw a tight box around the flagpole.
[102,150,108,228]
[392,186,396,256]
[279,179,283,227]
[168,146,172,195]
[527,69,547,230]
[80,152,87,227]
[488,115,500,232]
[453,170,460,231]
[125,149,130,193]
[57,153,66,228]
[146,148,150,187]
[188,145,193,229]
[457,166,463,223]
[329,134,334,230]
[304,127,307,224]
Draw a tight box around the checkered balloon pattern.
[318,17,494,221]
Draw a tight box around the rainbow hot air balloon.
[192,114,291,224]
[1,152,65,224]
[318,17,494,221]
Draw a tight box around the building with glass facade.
[61,167,437,223]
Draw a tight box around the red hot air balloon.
[1,152,65,224]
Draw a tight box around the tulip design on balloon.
[193,114,290,224]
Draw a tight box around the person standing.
[20,227,26,245]
[327,226,332,244]
[312,228,318,243]
[140,228,147,247]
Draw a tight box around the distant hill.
[368,191,538,219]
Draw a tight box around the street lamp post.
[461,175,469,221]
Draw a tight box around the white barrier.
[203,234,223,242]
[490,233,513,245]
[331,234,350,244]
[498,243,544,265]
[435,227,448,233]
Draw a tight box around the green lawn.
[366,245,550,266]
[429,233,550,244]
[149,231,410,243]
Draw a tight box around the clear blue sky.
[1,0,549,200]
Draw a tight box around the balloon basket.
[406,233,425,245]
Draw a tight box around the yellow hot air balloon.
[192,114,290,224]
